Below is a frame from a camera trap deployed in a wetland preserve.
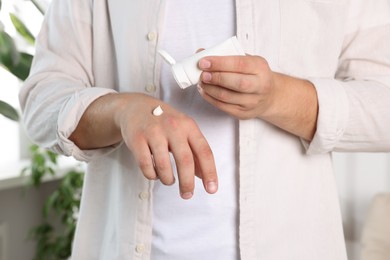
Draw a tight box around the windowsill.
[0,157,81,191]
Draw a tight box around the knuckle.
[214,72,222,85]
[198,145,214,161]
[164,115,179,129]
[138,156,153,170]
[146,123,162,136]
[256,56,269,71]
[183,116,197,130]
[155,158,170,172]
[239,104,251,112]
[165,114,194,131]
[127,131,145,148]
[217,89,229,101]
[131,130,144,140]
[254,55,265,63]
[178,152,194,167]
[238,78,251,92]
[236,57,247,71]
[138,159,157,180]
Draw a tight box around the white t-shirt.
[151,1,239,259]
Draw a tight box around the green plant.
[1,1,84,259]
[22,145,83,260]
[0,0,37,121]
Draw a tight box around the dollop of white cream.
[152,105,163,116]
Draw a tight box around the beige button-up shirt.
[20,0,390,259]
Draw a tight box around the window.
[0,0,47,175]
[0,69,20,170]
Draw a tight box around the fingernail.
[199,59,211,69]
[207,182,218,194]
[181,192,193,200]
[197,84,202,92]
[202,72,212,82]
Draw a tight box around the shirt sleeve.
[304,0,390,154]
[19,0,119,162]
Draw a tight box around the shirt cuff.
[55,87,119,162]
[302,78,349,154]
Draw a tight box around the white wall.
[333,152,390,260]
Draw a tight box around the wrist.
[259,72,318,140]
[112,93,162,131]
[112,93,134,131]
[257,72,286,120]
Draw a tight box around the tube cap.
[171,63,192,89]
[159,50,193,89]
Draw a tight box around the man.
[20,0,390,259]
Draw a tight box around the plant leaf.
[9,13,35,45]
[8,52,33,80]
[43,190,59,218]
[0,100,19,121]
[47,150,58,164]
[0,30,20,69]
[31,0,45,15]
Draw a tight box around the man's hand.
[197,55,318,140]
[71,93,218,199]
[114,94,218,199]
[197,55,276,120]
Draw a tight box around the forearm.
[260,72,318,141]
[69,93,129,150]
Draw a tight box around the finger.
[169,139,195,200]
[188,130,218,194]
[198,87,253,120]
[149,140,175,185]
[194,156,203,179]
[199,55,267,75]
[201,71,258,93]
[131,139,158,180]
[199,83,258,107]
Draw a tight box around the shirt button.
[139,191,149,200]
[135,243,145,254]
[147,31,157,41]
[145,84,156,93]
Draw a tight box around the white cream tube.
[159,36,245,89]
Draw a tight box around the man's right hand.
[70,93,218,199]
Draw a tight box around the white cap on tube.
[171,63,193,89]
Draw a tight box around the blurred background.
[1,1,389,259]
